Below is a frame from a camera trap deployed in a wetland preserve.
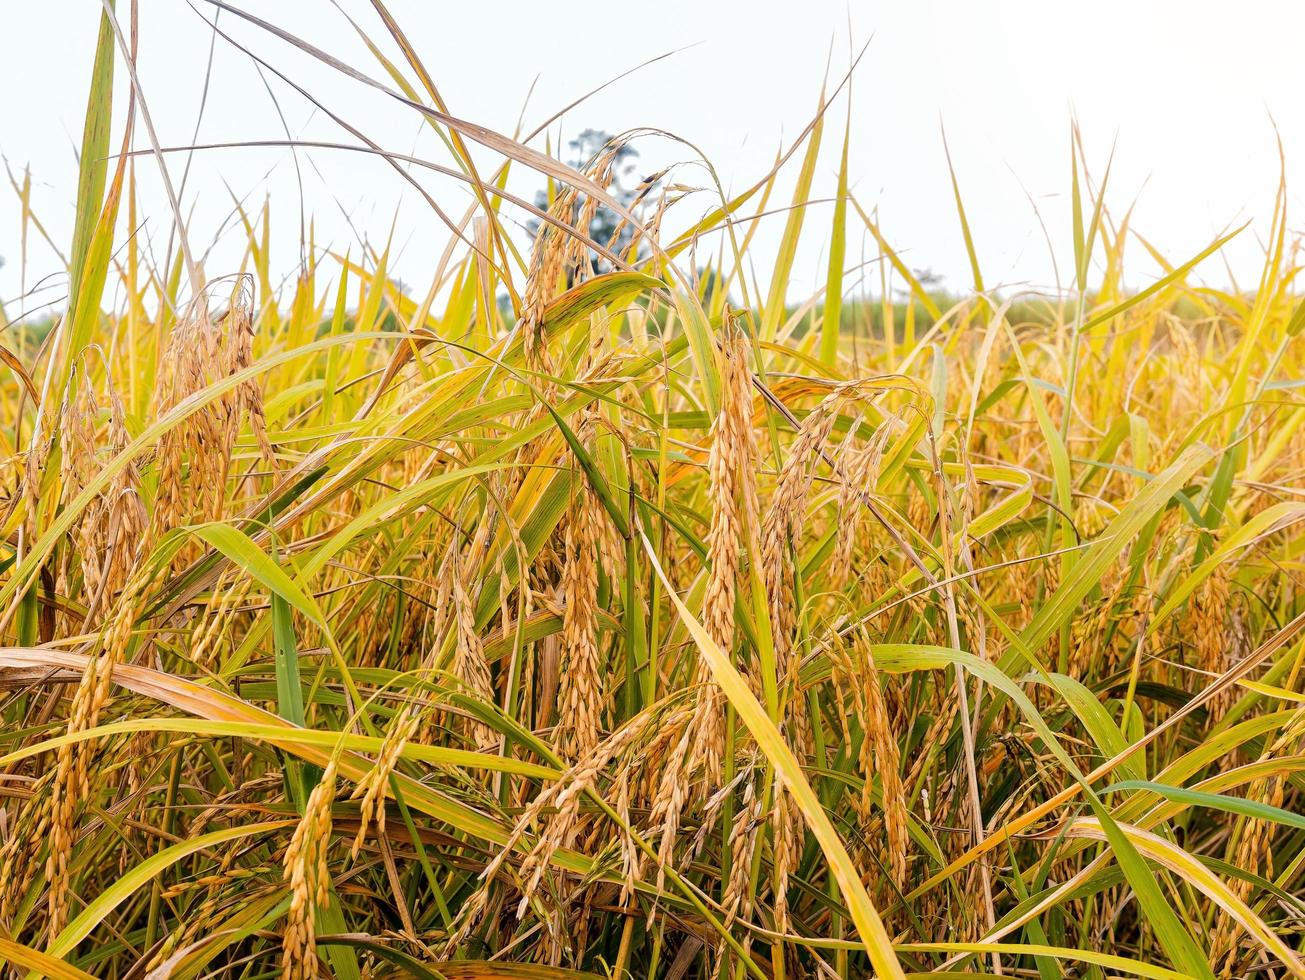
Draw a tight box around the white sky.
[2,0,1303,319]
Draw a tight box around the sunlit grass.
[2,5,1305,979]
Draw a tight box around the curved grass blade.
[641,532,906,979]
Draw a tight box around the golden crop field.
[2,5,1304,979]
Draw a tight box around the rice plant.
[3,5,1305,978]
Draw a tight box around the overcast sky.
[3,0,1303,319]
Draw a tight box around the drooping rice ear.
[70,369,148,629]
[222,280,276,467]
[152,299,224,537]
[769,774,801,935]
[282,760,339,980]
[692,313,760,771]
[0,774,53,933]
[554,409,605,764]
[189,566,253,669]
[450,541,498,750]
[520,183,576,372]
[761,394,838,681]
[1191,565,1233,723]
[853,630,908,890]
[44,561,153,940]
[1215,700,1305,968]
[702,313,759,656]
[831,419,890,588]
[350,705,421,858]
[152,287,270,551]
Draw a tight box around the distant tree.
[912,267,944,289]
[529,128,651,274]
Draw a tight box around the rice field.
[3,5,1305,979]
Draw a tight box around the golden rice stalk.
[349,537,461,850]
[220,282,275,465]
[721,774,764,930]
[554,410,605,763]
[852,631,908,888]
[1210,709,1305,971]
[152,306,229,536]
[906,688,960,795]
[0,772,53,931]
[450,542,498,750]
[563,142,622,282]
[190,567,254,670]
[1191,566,1232,722]
[1068,585,1121,681]
[515,723,634,917]
[707,771,764,972]
[350,706,422,858]
[759,394,838,765]
[648,721,694,899]
[44,564,151,939]
[153,286,272,549]
[770,774,801,936]
[645,321,766,888]
[690,315,759,774]
[907,483,934,538]
[520,189,574,371]
[447,713,655,955]
[701,316,760,653]
[761,397,837,681]
[830,420,889,588]
[282,760,338,980]
[1210,767,1285,973]
[47,362,147,633]
[185,773,283,838]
